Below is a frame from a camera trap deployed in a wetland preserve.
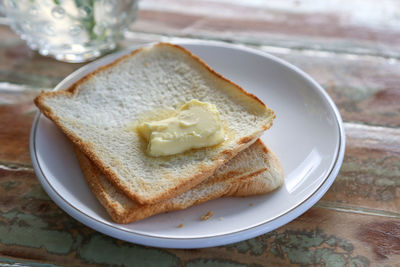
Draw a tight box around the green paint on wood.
[349,256,370,267]
[323,253,346,267]
[2,210,18,220]
[342,158,400,182]
[226,236,266,255]
[78,234,179,266]
[325,236,354,253]
[228,240,251,253]
[16,213,49,228]
[0,70,62,88]
[316,248,346,267]
[285,248,315,266]
[1,180,20,190]
[269,244,282,259]
[0,211,74,254]
[326,236,337,246]
[187,259,246,267]
[25,184,51,200]
[374,177,397,187]
[270,230,370,266]
[247,238,265,255]
[71,232,84,251]
[0,223,74,254]
[291,231,324,247]
[337,239,354,253]
[0,256,63,267]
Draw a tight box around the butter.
[138,100,225,157]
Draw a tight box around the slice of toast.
[75,139,284,224]
[35,43,275,204]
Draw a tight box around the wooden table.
[1,0,399,266]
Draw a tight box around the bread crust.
[75,139,284,224]
[34,43,275,204]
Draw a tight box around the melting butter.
[137,100,225,157]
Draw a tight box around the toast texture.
[35,43,275,204]
[75,139,284,224]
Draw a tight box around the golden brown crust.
[74,146,123,222]
[74,139,283,224]
[222,168,269,197]
[34,42,274,205]
[75,145,228,223]
[239,136,255,145]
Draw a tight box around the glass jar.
[1,0,138,62]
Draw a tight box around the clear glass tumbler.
[1,0,138,62]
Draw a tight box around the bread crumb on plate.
[177,224,184,228]
[200,211,214,221]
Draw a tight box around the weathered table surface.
[1,0,399,266]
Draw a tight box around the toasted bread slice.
[35,43,275,204]
[75,139,284,224]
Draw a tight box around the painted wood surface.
[0,0,399,265]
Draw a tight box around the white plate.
[30,41,345,249]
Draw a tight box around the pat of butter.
[138,100,225,157]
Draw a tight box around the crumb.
[144,62,149,67]
[218,217,223,221]
[177,224,184,228]
[249,203,254,206]
[200,211,214,221]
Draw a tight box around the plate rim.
[30,40,346,248]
